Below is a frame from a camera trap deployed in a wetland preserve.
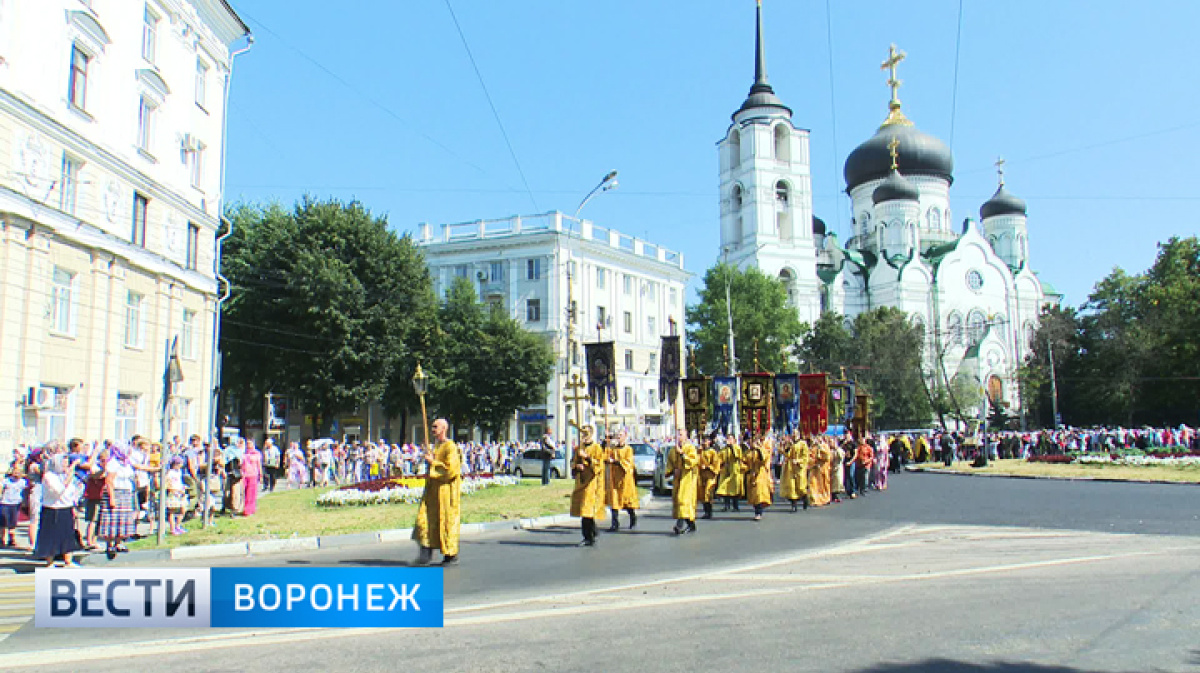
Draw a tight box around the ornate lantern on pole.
[412,363,432,453]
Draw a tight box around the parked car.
[511,448,568,479]
[652,443,676,495]
[630,442,657,481]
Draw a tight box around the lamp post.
[157,337,184,545]
[412,363,431,456]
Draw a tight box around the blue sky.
[222,1,1200,308]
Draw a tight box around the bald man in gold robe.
[569,425,607,547]
[413,418,461,566]
[667,430,700,535]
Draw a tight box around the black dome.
[872,169,920,204]
[845,123,954,192]
[980,185,1027,219]
[812,215,826,236]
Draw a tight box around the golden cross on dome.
[879,44,912,127]
[995,156,1006,187]
[888,136,900,171]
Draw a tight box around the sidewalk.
[906,464,1199,486]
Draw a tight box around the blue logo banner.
[210,567,444,628]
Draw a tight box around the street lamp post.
[157,337,184,546]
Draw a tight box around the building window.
[623,386,633,409]
[489,261,503,282]
[68,46,89,111]
[176,398,192,441]
[115,393,139,443]
[51,267,76,335]
[125,291,144,348]
[647,316,656,336]
[733,185,743,211]
[927,208,942,230]
[729,128,741,169]
[967,310,987,346]
[186,222,200,270]
[774,124,791,162]
[624,349,634,371]
[181,309,196,358]
[596,306,607,329]
[189,144,205,189]
[525,299,541,323]
[137,97,157,154]
[40,387,71,444]
[775,181,790,205]
[60,155,81,215]
[195,58,208,108]
[454,264,468,279]
[142,6,159,64]
[649,353,658,372]
[596,267,606,290]
[623,274,633,295]
[946,312,963,346]
[623,311,632,334]
[669,288,677,307]
[132,193,148,246]
[526,258,541,280]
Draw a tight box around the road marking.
[0,575,32,645]
[0,526,1193,669]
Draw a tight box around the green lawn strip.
[128,479,581,550]
[914,458,1200,483]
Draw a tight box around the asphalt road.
[3,471,1199,671]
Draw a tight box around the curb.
[906,465,1199,486]
[75,490,661,567]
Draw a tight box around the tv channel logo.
[36,567,443,628]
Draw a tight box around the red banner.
[797,373,829,436]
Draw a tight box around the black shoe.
[414,547,433,566]
[577,539,595,547]
[686,521,697,534]
[701,512,712,520]
[628,512,637,530]
[608,522,619,532]
[720,505,729,512]
[790,503,798,513]
[672,527,683,536]
[440,555,458,567]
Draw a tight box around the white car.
[630,442,657,481]
[511,448,567,479]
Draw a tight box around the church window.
[1017,234,1026,259]
[733,185,743,211]
[967,310,987,345]
[946,312,963,346]
[927,207,941,230]
[729,129,741,169]
[775,181,789,205]
[966,269,984,292]
[907,223,917,250]
[773,125,791,162]
[1024,321,1036,348]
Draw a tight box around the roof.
[845,123,954,192]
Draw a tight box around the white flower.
[317,474,523,507]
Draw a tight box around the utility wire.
[442,0,540,212]
[948,0,964,150]
[824,0,843,238]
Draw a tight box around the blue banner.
[713,377,737,434]
[774,374,799,433]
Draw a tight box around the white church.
[719,3,1061,413]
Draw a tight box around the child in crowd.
[165,456,188,535]
[0,467,27,547]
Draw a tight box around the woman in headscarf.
[287,442,309,488]
[99,446,137,559]
[35,454,82,567]
[241,440,263,516]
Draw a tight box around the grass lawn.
[915,458,1200,484]
[129,478,582,550]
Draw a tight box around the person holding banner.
[667,430,699,534]
[715,436,744,512]
[696,434,723,519]
[742,435,774,521]
[604,430,638,531]
[780,435,810,512]
[413,419,462,566]
[569,425,606,547]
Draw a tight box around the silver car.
[630,442,657,481]
[511,448,568,479]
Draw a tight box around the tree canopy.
[686,264,804,375]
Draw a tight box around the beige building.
[0,1,249,463]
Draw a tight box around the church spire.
[879,43,914,128]
[734,0,791,120]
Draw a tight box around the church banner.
[797,373,829,436]
[829,380,856,427]
[683,377,710,437]
[852,392,871,438]
[773,373,800,434]
[712,377,737,435]
[658,336,682,404]
[740,373,772,436]
[584,341,617,406]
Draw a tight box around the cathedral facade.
[718,4,1061,416]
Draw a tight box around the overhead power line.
[443,0,540,212]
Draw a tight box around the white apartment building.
[0,0,249,462]
[420,212,691,442]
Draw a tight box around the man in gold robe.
[413,418,461,566]
[780,435,810,512]
[807,438,831,507]
[604,429,638,531]
[742,435,774,521]
[715,436,744,512]
[666,429,700,535]
[569,425,607,547]
[696,435,723,519]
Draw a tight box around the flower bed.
[1075,454,1200,468]
[318,475,520,507]
[338,473,499,493]
[1027,455,1074,464]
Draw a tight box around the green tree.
[429,278,554,438]
[686,264,804,375]
[222,197,436,436]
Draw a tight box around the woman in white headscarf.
[35,455,83,567]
